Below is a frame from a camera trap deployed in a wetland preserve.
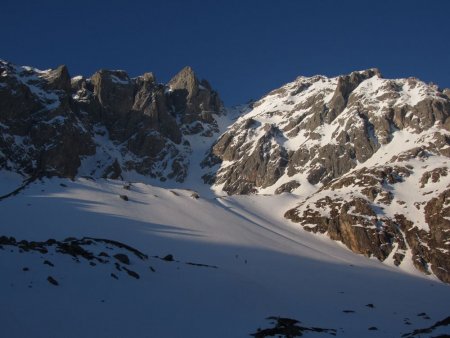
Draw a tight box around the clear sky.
[1,0,449,105]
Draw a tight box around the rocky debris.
[91,237,148,260]
[417,312,431,320]
[119,194,129,201]
[162,254,174,262]
[43,260,54,267]
[190,192,200,199]
[122,267,140,279]
[152,254,219,270]
[402,315,450,337]
[113,253,130,265]
[185,262,218,269]
[274,180,301,194]
[102,159,122,179]
[47,276,59,286]
[251,316,337,337]
[0,235,148,282]
[0,59,222,182]
[1,234,220,290]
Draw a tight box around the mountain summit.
[0,59,223,182]
[202,69,450,282]
[204,69,449,194]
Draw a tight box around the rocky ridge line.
[0,60,223,182]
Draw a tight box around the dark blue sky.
[1,0,449,105]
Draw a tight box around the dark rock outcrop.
[251,316,336,338]
[0,60,95,178]
[274,180,301,194]
[168,66,222,122]
[402,315,450,337]
[0,59,223,181]
[424,189,450,283]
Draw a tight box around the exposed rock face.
[41,65,71,92]
[0,59,223,181]
[202,68,450,282]
[168,66,221,117]
[168,66,222,136]
[91,70,135,125]
[274,180,301,194]
[204,69,450,194]
[424,188,450,283]
[0,61,95,178]
[285,159,450,283]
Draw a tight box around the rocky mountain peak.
[199,67,450,282]
[41,64,71,91]
[325,68,382,123]
[205,69,449,194]
[166,66,223,123]
[0,59,223,182]
[168,66,198,93]
[139,72,156,84]
[443,88,450,99]
[90,69,134,117]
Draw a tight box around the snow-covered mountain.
[205,69,449,194]
[204,69,450,283]
[1,60,450,337]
